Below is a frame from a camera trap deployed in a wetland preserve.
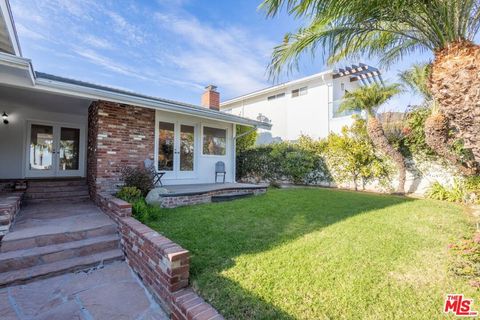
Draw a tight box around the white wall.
[155,110,235,185]
[223,75,361,143]
[0,101,87,179]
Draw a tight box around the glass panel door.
[27,123,85,178]
[158,122,175,176]
[179,124,195,172]
[59,127,80,171]
[29,124,54,173]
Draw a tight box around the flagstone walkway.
[0,261,168,320]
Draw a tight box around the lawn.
[135,188,478,319]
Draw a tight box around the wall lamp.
[2,112,8,124]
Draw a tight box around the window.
[203,126,226,155]
[267,93,285,101]
[291,87,308,98]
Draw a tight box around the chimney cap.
[205,84,217,91]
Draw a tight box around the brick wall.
[96,193,223,320]
[0,193,23,242]
[160,188,267,208]
[88,101,155,196]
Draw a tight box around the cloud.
[106,11,145,45]
[154,13,274,96]
[82,35,115,50]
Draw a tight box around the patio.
[154,183,268,208]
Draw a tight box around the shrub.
[426,178,480,204]
[236,142,329,184]
[323,119,392,190]
[120,166,154,196]
[116,186,142,203]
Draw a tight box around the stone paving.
[0,261,168,320]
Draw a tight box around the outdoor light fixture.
[2,112,8,124]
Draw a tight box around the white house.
[220,65,383,143]
[0,1,271,194]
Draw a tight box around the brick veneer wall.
[88,101,155,197]
[160,188,267,208]
[96,193,223,320]
[0,193,23,242]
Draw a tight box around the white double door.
[26,122,85,177]
[157,120,197,180]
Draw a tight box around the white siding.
[223,75,361,143]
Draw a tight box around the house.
[220,65,383,143]
[0,1,271,196]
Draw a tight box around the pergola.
[333,63,384,86]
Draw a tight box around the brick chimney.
[201,85,220,111]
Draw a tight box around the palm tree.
[399,64,478,174]
[260,0,480,168]
[340,83,406,193]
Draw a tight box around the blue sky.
[11,0,428,111]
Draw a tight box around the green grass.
[137,188,478,319]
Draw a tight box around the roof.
[0,0,21,55]
[31,71,271,129]
[221,69,333,107]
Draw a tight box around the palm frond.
[339,83,401,117]
[263,0,480,76]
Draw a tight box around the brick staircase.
[0,182,123,287]
[25,179,90,203]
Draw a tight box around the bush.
[120,166,154,196]
[116,186,142,203]
[323,119,392,190]
[426,178,480,204]
[236,142,329,184]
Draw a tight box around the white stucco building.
[220,65,382,144]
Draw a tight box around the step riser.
[25,190,88,200]
[27,186,88,193]
[0,238,120,272]
[0,251,124,288]
[26,197,91,204]
[0,225,117,252]
[27,180,86,187]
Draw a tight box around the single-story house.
[0,1,271,196]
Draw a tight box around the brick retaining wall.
[0,193,23,242]
[160,188,267,208]
[96,193,223,320]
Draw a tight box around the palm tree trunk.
[424,112,477,176]
[367,117,406,194]
[429,41,480,166]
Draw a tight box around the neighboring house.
[220,65,383,144]
[0,2,271,194]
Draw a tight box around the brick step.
[0,224,118,253]
[0,234,120,272]
[211,192,254,202]
[26,185,88,193]
[0,249,124,288]
[25,190,89,200]
[26,196,91,204]
[27,179,86,187]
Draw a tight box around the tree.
[324,119,391,191]
[340,84,406,193]
[399,64,478,174]
[260,0,480,168]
